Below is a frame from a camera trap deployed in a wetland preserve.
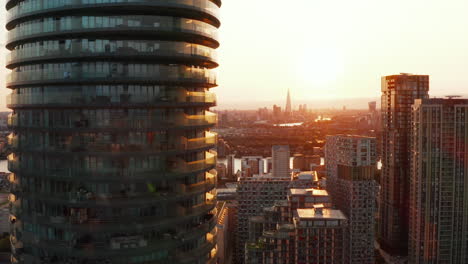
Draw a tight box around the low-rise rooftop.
[289,188,328,197]
[296,208,346,220]
[293,171,319,181]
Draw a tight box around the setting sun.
[297,47,344,87]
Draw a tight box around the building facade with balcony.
[409,98,468,263]
[244,188,346,264]
[325,135,377,263]
[379,73,429,254]
[235,173,319,264]
[6,0,221,263]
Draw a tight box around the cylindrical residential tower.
[6,0,220,263]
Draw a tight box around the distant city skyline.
[214,94,468,110]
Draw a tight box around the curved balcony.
[15,215,216,261]
[11,167,215,186]
[7,16,219,49]
[9,132,217,156]
[6,65,217,88]
[7,115,17,127]
[8,152,217,180]
[8,111,217,131]
[10,170,215,192]
[11,182,215,207]
[7,91,216,108]
[12,213,216,245]
[7,0,220,261]
[7,41,218,69]
[176,238,217,263]
[7,0,220,29]
[11,202,216,233]
[7,134,17,149]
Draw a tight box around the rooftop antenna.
[445,95,461,99]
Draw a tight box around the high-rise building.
[409,98,468,263]
[378,73,429,254]
[367,101,380,131]
[285,89,292,116]
[6,0,221,263]
[326,135,377,263]
[216,201,231,264]
[272,105,282,121]
[272,145,290,178]
[217,138,231,158]
[227,154,236,180]
[368,101,377,112]
[257,107,269,120]
[241,156,263,177]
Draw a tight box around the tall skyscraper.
[272,145,290,178]
[368,101,377,112]
[285,89,292,115]
[6,1,221,263]
[378,73,429,254]
[227,154,236,180]
[409,98,468,263]
[326,135,377,263]
[272,105,282,121]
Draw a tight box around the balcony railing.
[7,114,18,127]
[8,18,218,50]
[185,111,217,126]
[7,66,217,87]
[170,150,216,174]
[11,179,215,206]
[7,42,217,67]
[7,0,220,23]
[175,238,217,263]
[16,215,217,259]
[13,203,216,233]
[8,152,216,179]
[9,132,217,154]
[185,131,218,150]
[7,111,217,129]
[7,91,216,106]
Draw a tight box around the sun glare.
[296,47,345,88]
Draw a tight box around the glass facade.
[6,0,221,263]
[379,74,429,255]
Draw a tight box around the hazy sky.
[1,0,468,110]
[217,0,468,107]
